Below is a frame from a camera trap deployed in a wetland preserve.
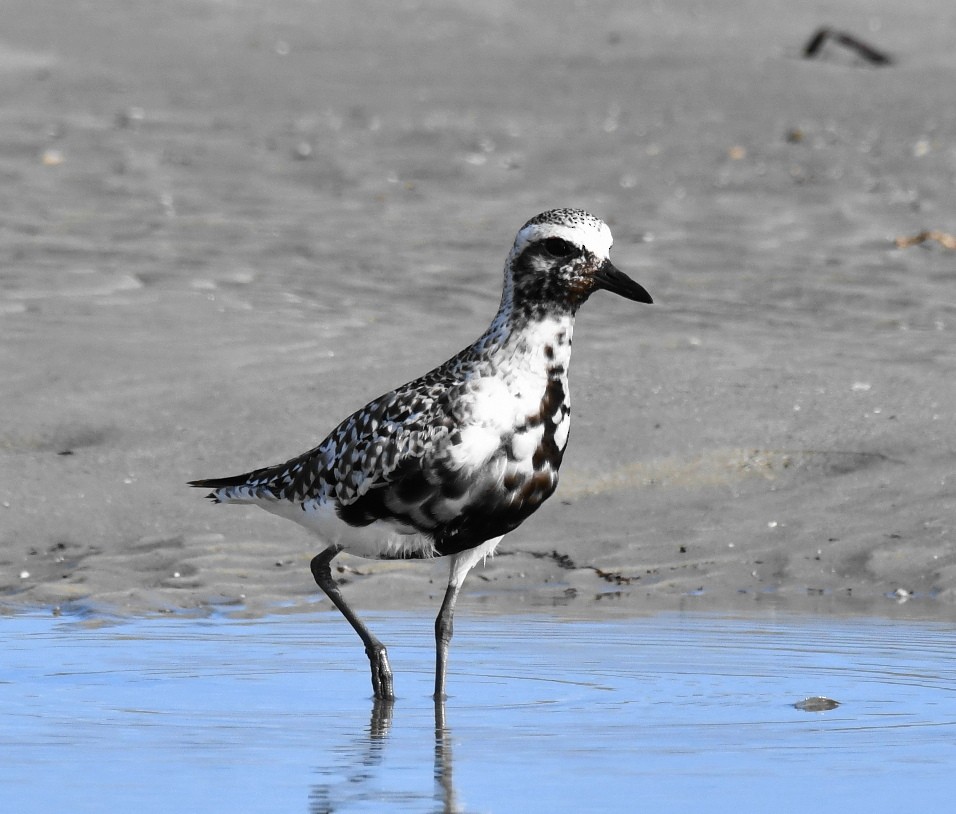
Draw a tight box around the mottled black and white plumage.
[190,208,652,702]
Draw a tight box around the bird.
[190,208,652,701]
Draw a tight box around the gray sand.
[1,0,954,618]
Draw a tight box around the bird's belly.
[265,497,440,560]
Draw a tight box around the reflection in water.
[5,613,956,813]
[298,613,956,812]
[433,701,458,814]
[308,698,459,814]
[307,700,393,814]
[371,697,395,740]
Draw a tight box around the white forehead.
[510,209,614,260]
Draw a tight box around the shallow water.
[3,612,955,812]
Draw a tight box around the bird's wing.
[192,363,535,551]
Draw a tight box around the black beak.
[593,260,653,304]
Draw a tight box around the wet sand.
[1,0,954,619]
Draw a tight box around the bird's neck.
[472,303,575,382]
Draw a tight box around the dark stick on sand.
[803,27,893,66]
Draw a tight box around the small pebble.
[794,696,840,712]
[41,149,64,166]
[115,106,146,128]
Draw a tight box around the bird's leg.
[434,579,463,702]
[434,537,504,701]
[310,548,394,700]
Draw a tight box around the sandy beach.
[1,0,954,620]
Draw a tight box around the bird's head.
[503,208,652,316]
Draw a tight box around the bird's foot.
[367,643,394,700]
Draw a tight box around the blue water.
[2,611,955,812]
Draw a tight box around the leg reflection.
[309,698,461,814]
[370,696,394,740]
[434,698,460,814]
[308,699,394,814]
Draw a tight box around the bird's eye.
[541,238,575,258]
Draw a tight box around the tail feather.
[189,469,265,502]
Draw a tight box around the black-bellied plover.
[190,209,652,701]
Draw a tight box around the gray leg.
[433,536,504,701]
[310,549,394,700]
[434,580,463,701]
